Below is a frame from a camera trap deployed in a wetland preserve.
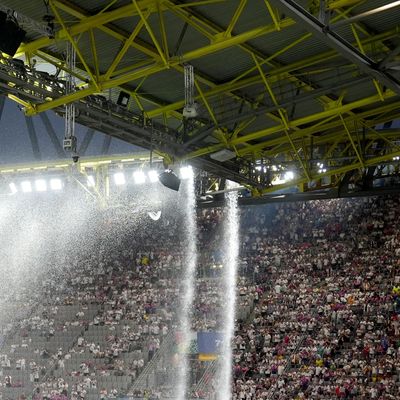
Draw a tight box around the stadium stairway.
[128,331,175,392]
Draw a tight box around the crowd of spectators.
[0,194,399,399]
[230,197,400,399]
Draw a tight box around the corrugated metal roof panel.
[128,10,210,57]
[137,68,184,103]
[190,47,254,82]
[189,0,273,34]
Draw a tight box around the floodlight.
[284,171,294,181]
[133,170,146,185]
[159,170,180,191]
[35,179,47,192]
[87,175,95,187]
[113,172,126,185]
[50,178,62,191]
[21,181,32,193]
[180,166,193,180]
[9,182,17,194]
[148,170,159,183]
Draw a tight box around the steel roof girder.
[231,90,397,146]
[16,0,159,56]
[269,0,400,95]
[257,149,400,196]
[181,93,400,160]
[183,75,370,148]
[239,106,400,158]
[146,27,398,118]
[255,126,400,160]
[24,21,300,116]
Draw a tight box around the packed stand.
[231,197,400,400]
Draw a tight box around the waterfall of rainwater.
[175,168,197,400]
[217,190,239,400]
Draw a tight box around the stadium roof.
[1,0,400,197]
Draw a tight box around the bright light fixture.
[35,179,47,192]
[50,178,62,191]
[9,182,17,194]
[21,181,32,193]
[180,166,193,179]
[284,171,294,181]
[87,175,95,187]
[113,172,126,185]
[133,170,146,185]
[148,170,159,183]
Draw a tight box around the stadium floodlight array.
[35,179,47,192]
[133,170,146,185]
[113,172,126,186]
[317,162,327,173]
[112,169,163,186]
[21,181,32,193]
[8,178,64,194]
[49,178,62,190]
[6,166,179,196]
[87,175,95,187]
[9,182,17,194]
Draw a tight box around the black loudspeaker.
[159,170,181,191]
[0,12,26,57]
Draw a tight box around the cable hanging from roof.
[183,64,198,118]
[63,40,78,161]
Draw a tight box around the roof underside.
[1,0,400,195]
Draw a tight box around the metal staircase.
[129,330,175,391]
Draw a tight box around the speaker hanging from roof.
[0,11,26,57]
[159,170,181,191]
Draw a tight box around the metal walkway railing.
[129,331,175,391]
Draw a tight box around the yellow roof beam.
[328,0,364,10]
[181,92,399,160]
[242,108,400,158]
[146,27,397,118]
[16,0,159,57]
[24,20,299,115]
[232,90,396,145]
[18,0,375,120]
[260,149,400,195]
